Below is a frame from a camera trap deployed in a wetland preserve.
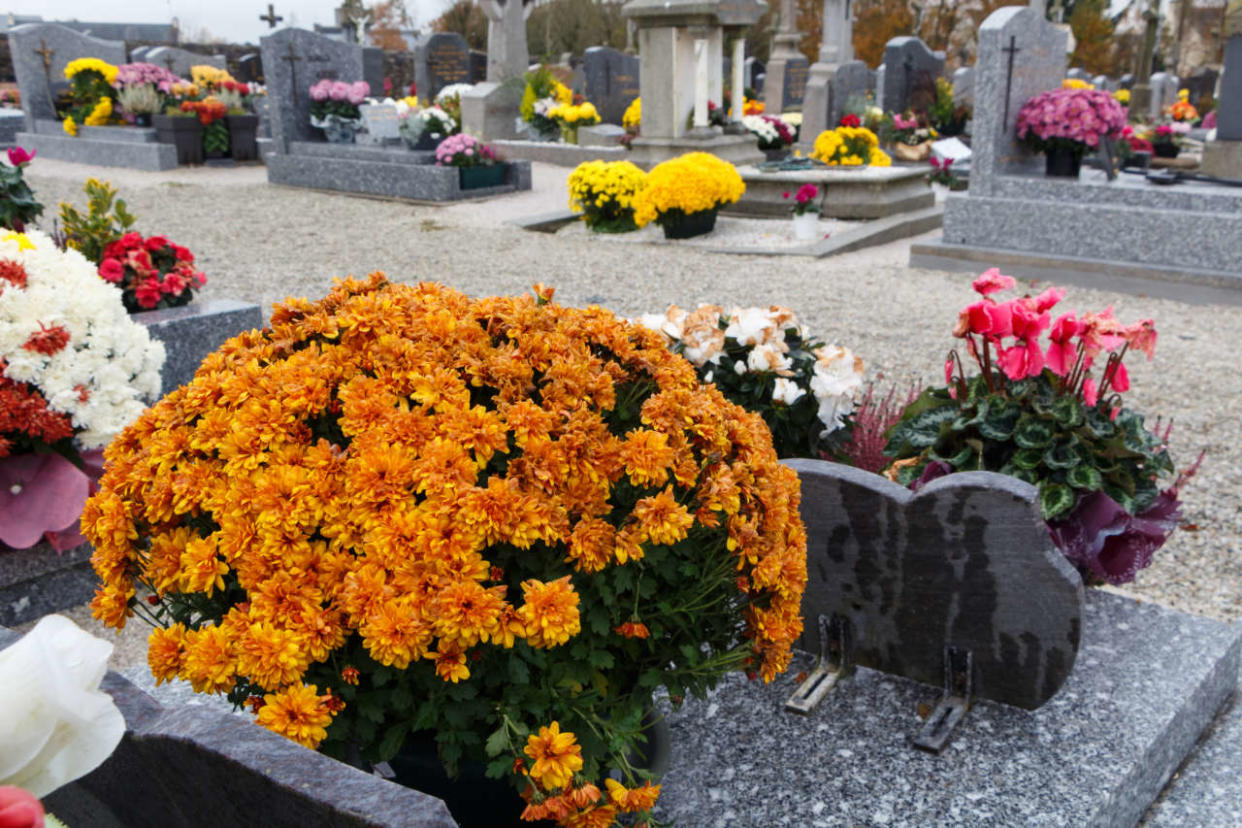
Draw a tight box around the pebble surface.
[22,158,1242,672]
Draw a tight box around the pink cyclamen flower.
[1104,359,1130,393]
[1009,301,1050,341]
[0,787,45,828]
[1082,376,1099,407]
[1125,318,1158,360]
[971,267,1016,296]
[1045,312,1081,377]
[328,80,351,101]
[1025,286,1065,314]
[957,300,1013,339]
[348,81,371,104]
[6,146,34,166]
[998,339,1044,380]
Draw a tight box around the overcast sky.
[6,0,445,46]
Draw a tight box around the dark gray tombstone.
[880,36,945,115]
[145,46,226,78]
[1184,67,1219,106]
[237,52,263,83]
[469,49,488,84]
[583,45,641,125]
[363,46,384,95]
[782,55,810,108]
[1120,72,1134,90]
[1066,66,1091,82]
[259,27,363,150]
[9,22,127,127]
[832,60,875,125]
[744,56,764,92]
[1221,30,1242,141]
[129,46,153,63]
[413,32,470,101]
[786,459,1084,711]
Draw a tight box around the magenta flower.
[0,453,93,550]
[6,146,34,167]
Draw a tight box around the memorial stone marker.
[469,49,488,83]
[145,47,226,78]
[583,46,641,125]
[237,53,263,83]
[1149,70,1178,119]
[414,32,470,101]
[480,0,533,81]
[880,36,945,115]
[1119,72,1134,89]
[260,27,363,150]
[953,65,974,107]
[10,22,127,125]
[832,60,874,123]
[781,55,809,108]
[358,103,401,144]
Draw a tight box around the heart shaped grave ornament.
[785,459,1084,711]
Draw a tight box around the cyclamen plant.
[884,269,1194,586]
[783,183,820,216]
[0,147,42,232]
[1015,87,1127,158]
[434,133,496,168]
[97,231,207,313]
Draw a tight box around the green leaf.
[1013,416,1056,449]
[978,402,1021,441]
[1051,396,1084,427]
[1043,440,1080,470]
[898,405,959,449]
[508,656,531,686]
[1067,464,1103,491]
[485,726,509,758]
[1012,447,1045,470]
[1084,408,1117,438]
[1039,482,1075,520]
[377,723,409,762]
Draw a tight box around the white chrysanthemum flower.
[772,377,805,405]
[810,344,865,434]
[724,306,778,346]
[0,229,165,449]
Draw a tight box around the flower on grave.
[1015,87,1127,159]
[0,786,45,828]
[403,105,457,141]
[0,148,42,233]
[883,269,1198,586]
[743,114,795,150]
[64,58,119,86]
[95,231,206,313]
[889,111,937,145]
[0,230,163,549]
[631,152,745,229]
[520,67,571,139]
[1113,88,1130,105]
[112,62,182,93]
[180,95,227,125]
[622,97,641,133]
[548,101,600,143]
[60,58,119,135]
[784,182,820,216]
[434,132,497,168]
[5,147,33,168]
[83,276,806,827]
[1061,77,1094,91]
[307,79,370,123]
[567,160,648,233]
[839,113,861,128]
[190,64,238,91]
[637,303,864,458]
[0,615,125,798]
[743,98,765,116]
[810,125,891,166]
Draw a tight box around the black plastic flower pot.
[661,208,718,239]
[153,114,204,165]
[227,114,260,162]
[1044,147,1082,178]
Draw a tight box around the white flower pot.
[792,212,820,241]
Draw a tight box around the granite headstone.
[414,32,470,101]
[832,59,875,124]
[145,46,226,78]
[129,45,153,63]
[583,45,641,125]
[1220,20,1242,141]
[1149,70,1178,119]
[744,56,764,92]
[786,460,1084,710]
[969,5,1067,193]
[1183,66,1219,106]
[259,27,364,151]
[363,46,385,95]
[880,36,945,115]
[469,49,488,84]
[9,22,127,126]
[237,52,263,84]
[953,64,974,107]
[780,55,810,109]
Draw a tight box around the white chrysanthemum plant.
[0,230,165,550]
[0,615,126,808]
[638,303,864,458]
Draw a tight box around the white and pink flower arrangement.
[406,105,457,143]
[111,63,183,120]
[743,114,795,151]
[638,304,864,458]
[434,133,497,168]
[0,230,164,550]
[1015,87,1127,159]
[308,78,371,124]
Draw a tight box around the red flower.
[0,259,27,290]
[1024,286,1065,314]
[839,113,861,128]
[0,786,45,828]
[135,277,163,309]
[6,147,35,167]
[1103,359,1130,393]
[118,231,144,250]
[161,270,188,295]
[958,300,1013,338]
[22,322,71,356]
[172,244,194,262]
[98,258,124,283]
[144,235,170,252]
[1082,377,1099,406]
[998,339,1044,380]
[127,249,154,274]
[1045,312,1081,377]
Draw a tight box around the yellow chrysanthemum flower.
[524,721,584,790]
[64,57,118,84]
[631,152,745,227]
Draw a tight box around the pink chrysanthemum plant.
[883,268,1200,587]
[1015,87,1127,159]
[434,133,497,168]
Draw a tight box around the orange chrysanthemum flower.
[524,721,584,790]
[516,576,581,648]
[255,683,336,748]
[604,778,661,812]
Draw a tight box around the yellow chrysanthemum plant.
[61,57,119,135]
[548,101,600,144]
[622,97,641,134]
[567,160,648,233]
[631,152,746,231]
[810,125,891,167]
[84,276,807,826]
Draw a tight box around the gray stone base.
[489,139,627,167]
[627,134,766,170]
[137,298,264,397]
[267,142,532,201]
[1142,693,1242,826]
[16,129,177,171]
[0,541,95,627]
[0,110,24,148]
[656,591,1241,827]
[1200,140,1242,179]
[733,164,935,219]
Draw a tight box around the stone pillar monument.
[796,0,854,154]
[1202,0,1242,177]
[460,0,533,140]
[1128,0,1160,122]
[764,0,808,114]
[730,35,746,131]
[622,0,766,168]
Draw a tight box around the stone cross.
[260,4,284,29]
[480,0,533,83]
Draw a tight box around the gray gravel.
[23,159,1242,673]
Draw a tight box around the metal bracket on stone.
[912,646,974,754]
[785,613,855,714]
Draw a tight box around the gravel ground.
[22,157,1242,673]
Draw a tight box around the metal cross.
[164,54,177,72]
[1002,36,1020,124]
[260,3,284,28]
[34,38,54,75]
[282,42,302,104]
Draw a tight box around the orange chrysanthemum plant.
[83,276,807,826]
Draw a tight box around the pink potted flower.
[435,133,506,191]
[1015,87,1127,178]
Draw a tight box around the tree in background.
[1066,0,1118,75]
[852,0,914,67]
[527,0,627,61]
[430,0,487,50]
[369,0,413,51]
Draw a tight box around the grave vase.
[458,163,507,190]
[1044,147,1082,178]
[792,211,820,241]
[763,148,791,162]
[894,141,932,162]
[152,114,204,165]
[660,207,718,239]
[321,118,360,144]
[1152,142,1180,159]
[227,114,260,162]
